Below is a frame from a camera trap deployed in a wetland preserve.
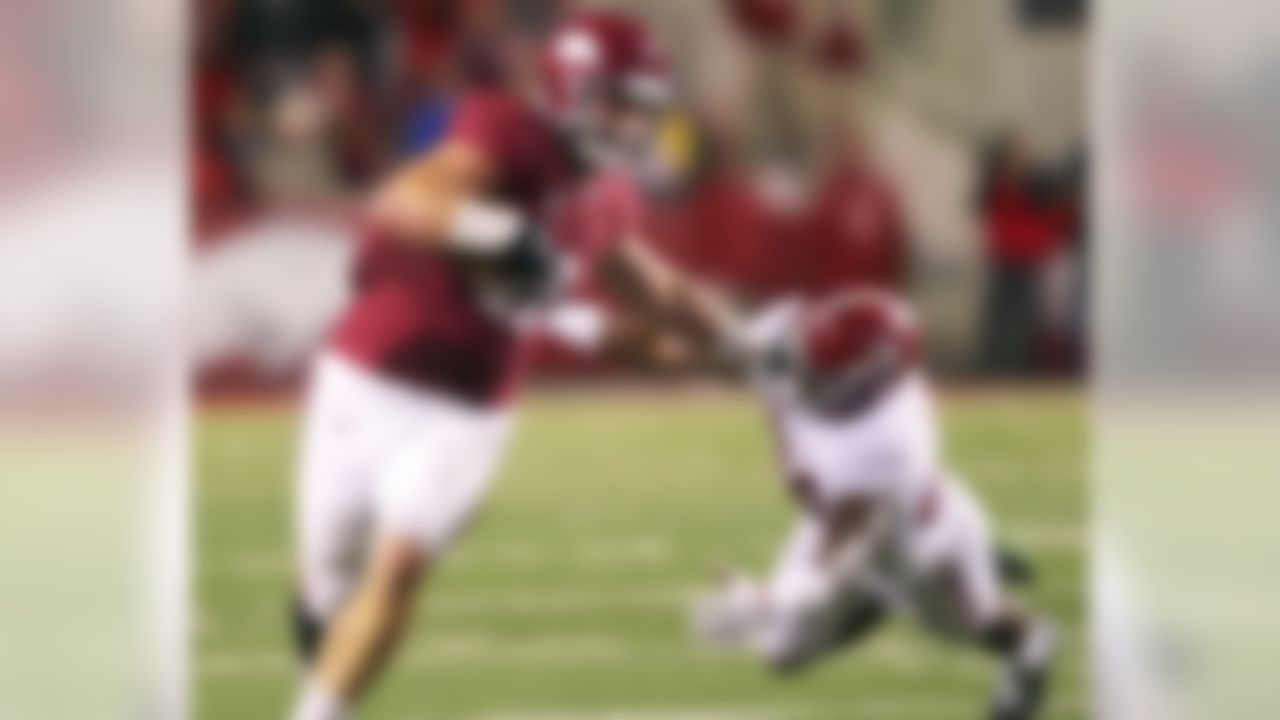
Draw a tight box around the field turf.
[198,386,1084,720]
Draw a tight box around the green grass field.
[198,387,1084,720]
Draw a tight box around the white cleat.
[690,571,767,650]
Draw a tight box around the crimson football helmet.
[788,289,922,413]
[538,10,673,170]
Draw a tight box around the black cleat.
[991,665,1052,720]
[290,594,327,665]
[990,620,1057,720]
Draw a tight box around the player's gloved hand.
[721,300,802,376]
[481,223,562,310]
[447,201,562,312]
[494,224,560,299]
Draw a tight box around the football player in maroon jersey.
[289,11,741,720]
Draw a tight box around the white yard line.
[200,631,986,677]
[208,521,1079,583]
[199,587,692,634]
[210,536,678,577]
[473,694,1088,720]
[477,709,778,720]
[472,698,1006,720]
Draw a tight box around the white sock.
[291,679,348,720]
[1017,618,1057,670]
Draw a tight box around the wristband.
[542,302,608,353]
[446,201,525,256]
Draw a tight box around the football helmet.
[538,10,673,171]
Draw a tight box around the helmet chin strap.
[801,345,900,418]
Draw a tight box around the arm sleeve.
[588,172,648,259]
[446,92,516,171]
[538,300,609,354]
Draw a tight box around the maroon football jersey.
[329,90,639,405]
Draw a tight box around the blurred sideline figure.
[975,133,1072,377]
[647,288,1057,720]
[797,126,911,295]
[288,10,743,720]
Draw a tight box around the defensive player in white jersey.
[684,289,1058,720]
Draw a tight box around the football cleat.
[990,619,1058,720]
[690,570,767,650]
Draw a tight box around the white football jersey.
[764,370,940,518]
[745,298,939,519]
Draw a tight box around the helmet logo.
[555,31,602,72]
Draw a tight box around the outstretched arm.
[596,236,745,364]
[538,300,723,374]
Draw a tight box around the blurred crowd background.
[192,0,1088,393]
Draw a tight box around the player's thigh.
[908,480,1003,635]
[757,515,829,661]
[761,518,887,666]
[768,518,826,602]
[294,357,389,614]
[764,522,843,636]
[374,401,514,555]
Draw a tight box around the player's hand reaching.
[487,223,560,303]
[465,221,564,317]
[722,299,803,376]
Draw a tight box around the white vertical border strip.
[1092,2,1159,719]
[150,0,190,715]
[1095,2,1280,718]
[167,0,192,713]
[149,341,191,720]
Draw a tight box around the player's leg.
[762,587,888,676]
[759,515,893,674]
[292,355,381,664]
[962,543,1057,720]
[298,533,428,718]
[292,398,512,720]
[982,605,1058,720]
[911,479,1057,720]
[782,521,893,670]
[292,483,370,665]
[694,517,890,674]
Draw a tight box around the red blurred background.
[192,0,1086,394]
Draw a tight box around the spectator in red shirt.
[193,0,253,236]
[975,133,1069,376]
[644,110,779,299]
[725,0,801,46]
[797,128,911,296]
[309,42,388,185]
[687,168,776,297]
